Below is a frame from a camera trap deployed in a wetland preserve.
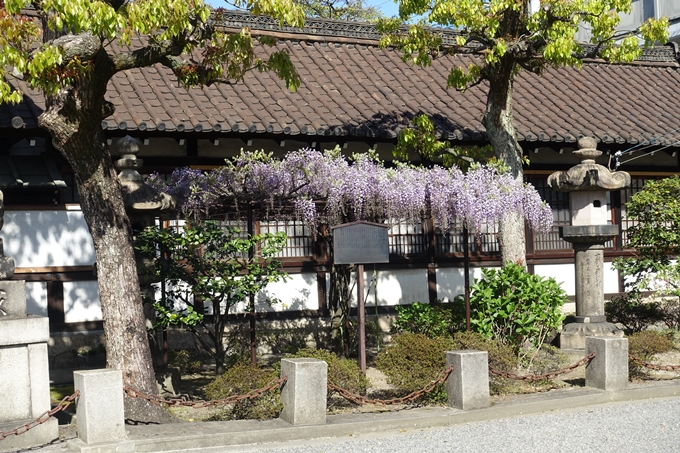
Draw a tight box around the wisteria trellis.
[147,148,553,235]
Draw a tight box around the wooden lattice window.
[529,176,572,251]
[259,220,313,258]
[387,220,425,256]
[436,218,499,254]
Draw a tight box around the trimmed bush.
[392,301,465,337]
[375,333,454,403]
[628,330,675,360]
[204,361,282,420]
[605,295,664,333]
[450,330,518,372]
[287,348,369,396]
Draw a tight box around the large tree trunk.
[38,51,167,422]
[482,57,526,266]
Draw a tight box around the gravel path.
[227,397,680,453]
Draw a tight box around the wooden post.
[248,205,257,367]
[463,226,471,331]
[357,264,366,373]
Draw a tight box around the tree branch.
[112,38,187,72]
[45,32,101,61]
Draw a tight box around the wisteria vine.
[146,148,553,235]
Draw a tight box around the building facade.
[1,12,679,339]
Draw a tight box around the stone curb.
[125,380,680,452]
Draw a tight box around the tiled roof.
[3,11,680,147]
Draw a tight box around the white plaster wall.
[603,262,621,294]
[534,264,576,296]
[256,272,318,312]
[1,210,95,267]
[435,267,490,302]
[230,272,319,313]
[26,281,47,316]
[63,281,102,323]
[349,268,429,307]
[534,263,620,296]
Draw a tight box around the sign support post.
[331,221,389,373]
[356,264,366,372]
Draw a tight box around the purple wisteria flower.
[145,149,553,234]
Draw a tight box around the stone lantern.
[548,137,629,350]
[114,136,176,374]
[115,135,175,229]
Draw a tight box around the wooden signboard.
[331,221,389,265]
[331,221,389,373]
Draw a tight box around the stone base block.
[67,437,135,453]
[0,417,58,452]
[446,350,489,411]
[559,321,624,350]
[280,358,327,426]
[156,367,181,396]
[585,336,628,391]
[0,315,49,347]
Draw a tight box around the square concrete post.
[446,350,490,410]
[280,358,327,426]
[67,369,135,453]
[585,337,629,391]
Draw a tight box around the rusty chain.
[328,364,453,406]
[0,391,79,441]
[123,376,287,409]
[488,352,596,382]
[628,354,680,372]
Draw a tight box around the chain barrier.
[628,354,680,372]
[328,364,453,406]
[0,391,79,441]
[123,376,287,409]
[488,351,596,382]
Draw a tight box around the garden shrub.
[468,263,566,358]
[605,294,664,333]
[613,177,680,331]
[628,330,675,360]
[627,330,676,378]
[204,361,282,420]
[375,333,454,403]
[450,330,518,372]
[287,348,369,396]
[392,301,465,337]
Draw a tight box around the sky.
[365,0,400,18]
[208,0,402,20]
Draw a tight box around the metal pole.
[357,264,366,373]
